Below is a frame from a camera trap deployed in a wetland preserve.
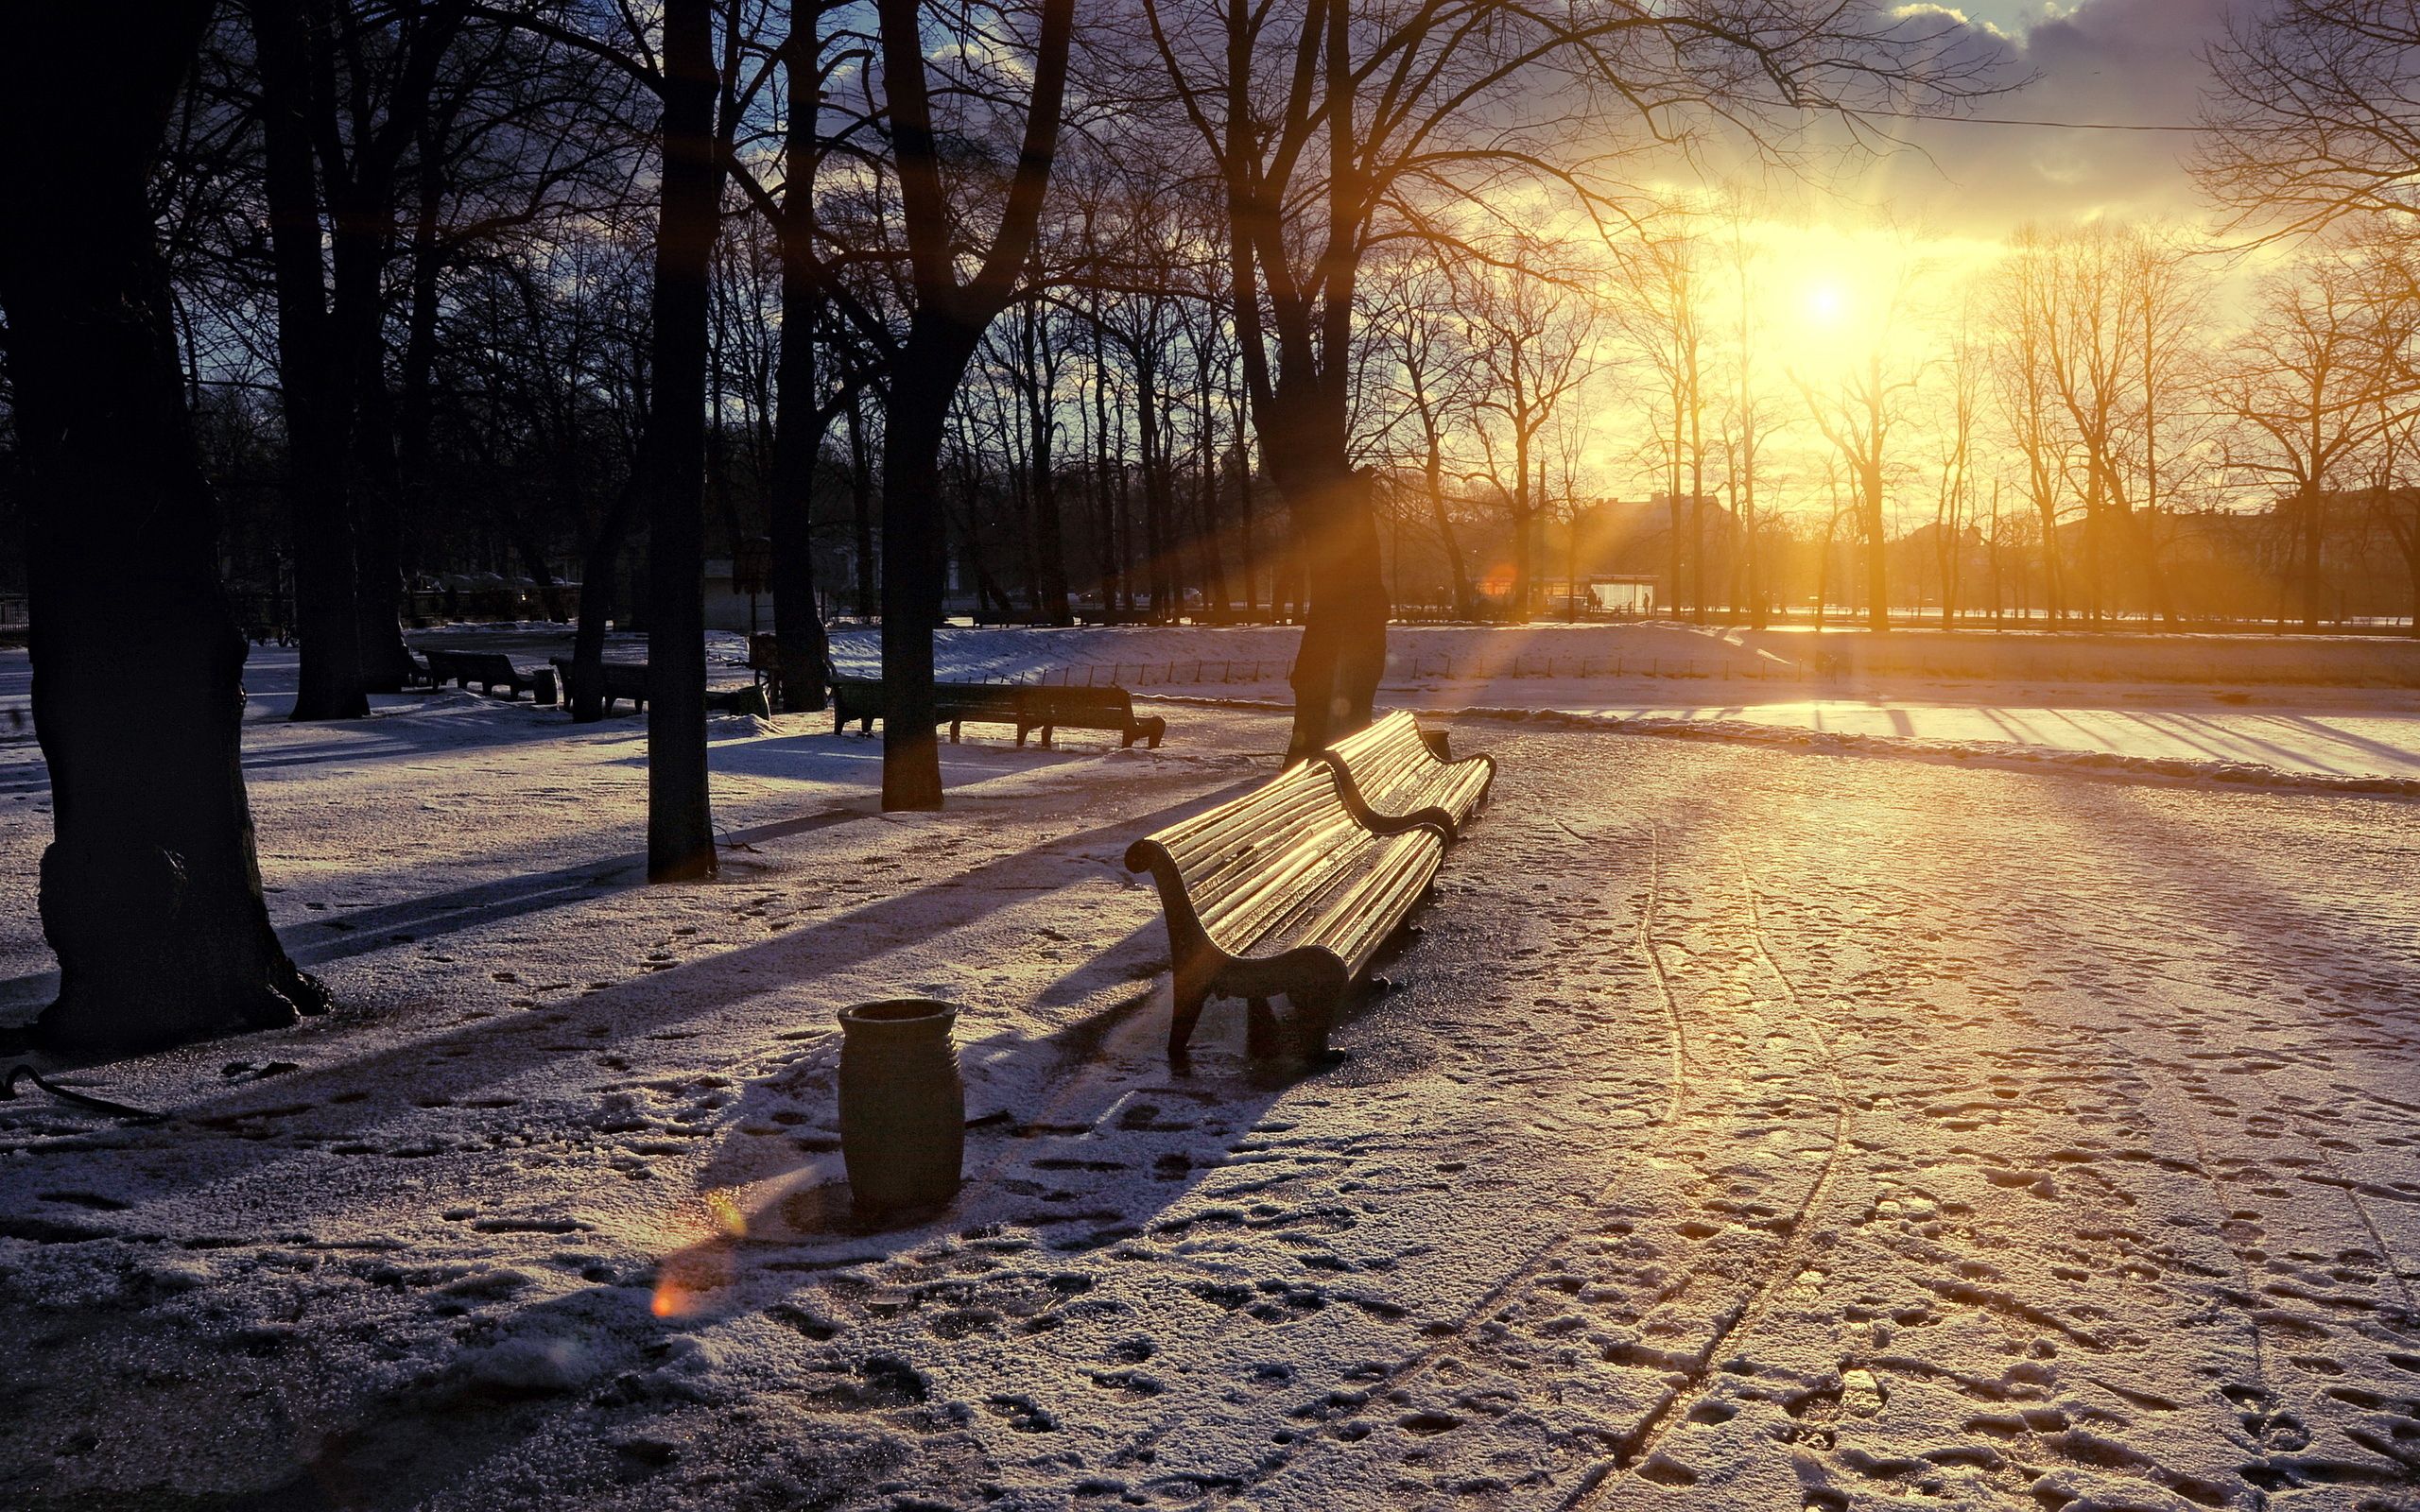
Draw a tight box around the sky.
[1841,0,2238,236]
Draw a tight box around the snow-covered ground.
[840,624,2420,787]
[2,638,2417,1510]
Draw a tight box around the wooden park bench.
[829,676,1024,742]
[830,678,1167,749]
[1124,760,1446,1055]
[1016,684,1165,749]
[551,657,648,713]
[830,674,883,733]
[424,647,557,704]
[1316,710,1494,840]
[942,684,1025,741]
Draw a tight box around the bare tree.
[2196,1,2420,240]
[1717,201,1781,627]
[1134,0,1993,756]
[1931,298,1980,627]
[0,0,329,1053]
[1988,227,2072,621]
[1610,223,1711,623]
[1458,241,1603,623]
[2215,236,2420,628]
[1796,257,1927,632]
[873,0,1075,809]
[1364,249,1478,616]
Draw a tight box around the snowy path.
[2,696,2416,1510]
[1398,688,2420,785]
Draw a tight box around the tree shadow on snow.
[0,805,884,1020]
[0,781,1270,1199]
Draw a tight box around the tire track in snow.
[1555,847,1854,1503]
[1140,821,1694,1503]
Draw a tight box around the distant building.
[1586,575,1658,614]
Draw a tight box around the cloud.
[1845,0,2233,232]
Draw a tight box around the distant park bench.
[1019,684,1164,748]
[1124,757,1446,1054]
[550,657,648,713]
[547,658,767,717]
[829,676,1018,741]
[829,677,1165,748]
[1316,710,1494,840]
[421,647,557,703]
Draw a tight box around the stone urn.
[837,999,965,1214]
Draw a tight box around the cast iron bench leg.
[1168,956,1214,1054]
[1246,997,1279,1057]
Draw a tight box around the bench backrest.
[459,650,519,677]
[936,683,1022,713]
[1124,761,1364,956]
[551,657,644,688]
[1322,710,1435,799]
[1028,685,1134,719]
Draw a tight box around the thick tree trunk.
[880,314,984,811]
[2,0,329,1056]
[1262,382,1387,762]
[334,197,415,692]
[568,481,638,721]
[643,0,723,880]
[252,0,367,719]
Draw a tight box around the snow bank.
[1737,625,2420,686]
[1456,705,2420,798]
[827,621,1785,689]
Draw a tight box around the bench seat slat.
[1317,710,1495,840]
[1124,758,1446,1055]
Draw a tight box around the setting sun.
[1801,279,1849,327]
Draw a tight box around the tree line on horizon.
[0,0,2409,1055]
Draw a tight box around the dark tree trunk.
[873,0,1074,809]
[1,0,329,1056]
[880,314,984,810]
[768,12,831,713]
[251,0,367,719]
[568,481,638,721]
[1231,370,1260,613]
[643,0,724,880]
[1261,378,1386,761]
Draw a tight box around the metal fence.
[1006,653,1827,689]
